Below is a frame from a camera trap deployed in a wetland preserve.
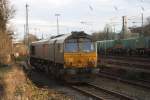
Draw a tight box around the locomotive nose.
[64,52,97,68]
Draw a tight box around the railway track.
[102,56,150,63]
[101,63,150,73]
[99,56,150,73]
[98,71,150,89]
[71,83,136,100]
[103,59,150,69]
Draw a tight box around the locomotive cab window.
[78,38,95,52]
[64,39,78,52]
[64,38,95,52]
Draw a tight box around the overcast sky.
[10,0,150,40]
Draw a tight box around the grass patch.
[0,66,11,78]
[15,56,27,62]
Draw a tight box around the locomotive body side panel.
[48,43,54,62]
[35,44,43,58]
[49,40,57,62]
[42,44,49,60]
[30,40,49,60]
[54,43,64,64]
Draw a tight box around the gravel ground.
[0,64,94,100]
[92,76,150,100]
[20,61,95,100]
[28,70,93,100]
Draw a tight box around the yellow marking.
[64,52,97,68]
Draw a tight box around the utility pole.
[106,27,109,40]
[24,24,26,44]
[26,4,29,46]
[140,0,144,37]
[141,12,144,37]
[113,24,116,33]
[121,16,127,39]
[42,33,44,40]
[55,14,60,35]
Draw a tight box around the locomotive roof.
[49,33,71,43]
[49,31,92,43]
[31,31,92,45]
[31,40,49,45]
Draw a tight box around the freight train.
[29,31,99,83]
[96,36,150,56]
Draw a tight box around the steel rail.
[71,83,136,100]
[98,72,150,89]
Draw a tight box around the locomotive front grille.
[64,52,97,68]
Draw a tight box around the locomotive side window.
[31,46,35,55]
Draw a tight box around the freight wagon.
[96,36,150,56]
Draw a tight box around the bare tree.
[129,16,150,37]
[92,24,115,41]
[92,31,108,41]
[0,0,15,31]
[23,33,39,45]
[0,0,15,64]
[143,17,150,36]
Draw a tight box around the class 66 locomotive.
[29,31,99,83]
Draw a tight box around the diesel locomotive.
[29,31,99,82]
